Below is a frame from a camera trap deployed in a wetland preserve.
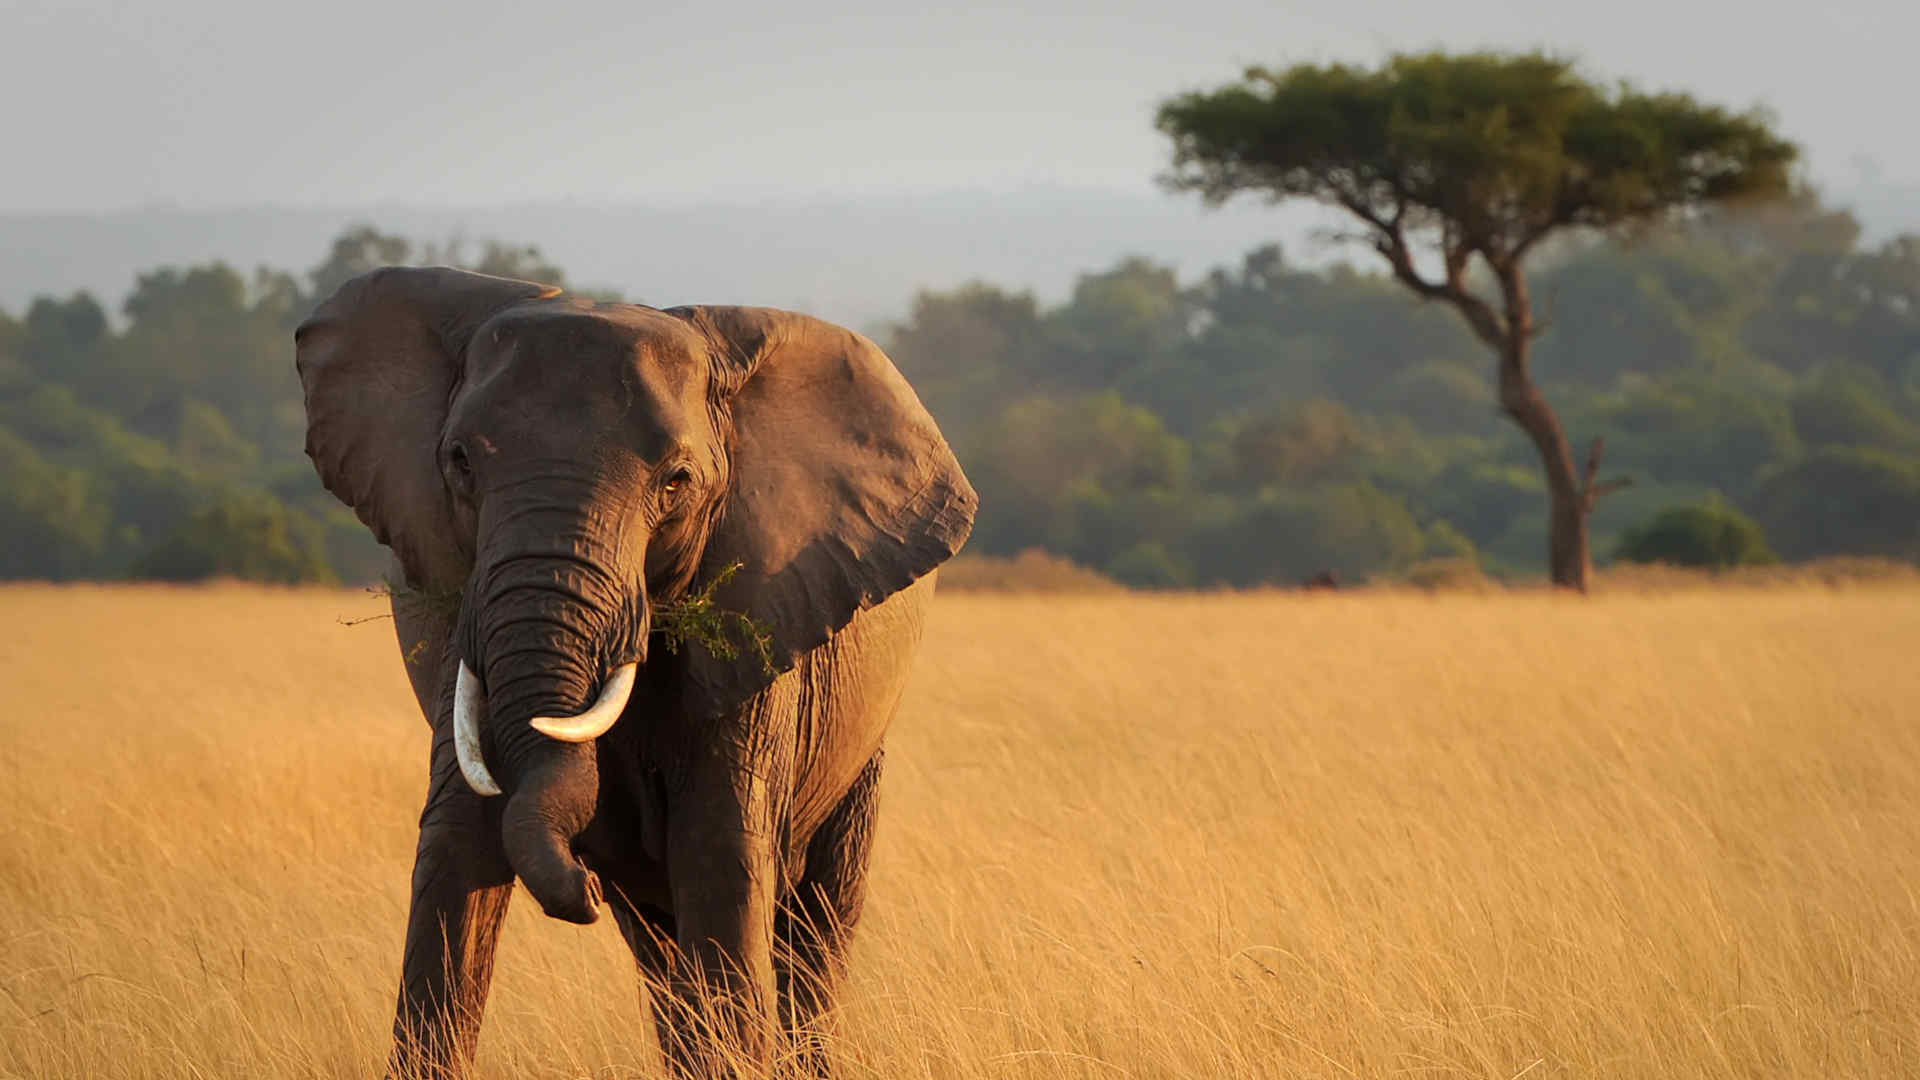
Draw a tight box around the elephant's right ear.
[294,266,557,590]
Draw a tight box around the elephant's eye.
[661,467,694,497]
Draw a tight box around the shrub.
[1105,541,1190,588]
[1393,557,1501,592]
[1614,500,1777,569]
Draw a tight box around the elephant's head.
[295,267,974,924]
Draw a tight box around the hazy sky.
[5,0,1915,213]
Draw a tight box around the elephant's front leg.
[389,727,516,1080]
[660,752,782,1078]
[777,747,885,1078]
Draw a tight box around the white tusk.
[529,663,638,742]
[454,661,503,796]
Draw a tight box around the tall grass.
[3,583,1916,1077]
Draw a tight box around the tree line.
[888,200,1920,586]
[0,228,577,584]
[3,196,1913,588]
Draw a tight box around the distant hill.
[0,187,1339,332]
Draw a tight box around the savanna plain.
[3,582,1917,1079]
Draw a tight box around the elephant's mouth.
[452,660,639,797]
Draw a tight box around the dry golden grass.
[3,582,1918,1078]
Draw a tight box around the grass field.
[3,582,1917,1078]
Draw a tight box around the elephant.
[293,266,976,1078]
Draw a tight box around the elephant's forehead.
[462,302,712,449]
[479,301,703,369]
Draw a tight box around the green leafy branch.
[347,563,774,676]
[380,577,463,614]
[652,562,776,674]
[338,577,461,626]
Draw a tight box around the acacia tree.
[1157,51,1797,589]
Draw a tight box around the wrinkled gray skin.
[294,267,975,1079]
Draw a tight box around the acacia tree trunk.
[1497,334,1593,591]
[1369,227,1619,591]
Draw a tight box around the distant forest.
[3,200,1918,586]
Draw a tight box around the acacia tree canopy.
[1159,52,1795,266]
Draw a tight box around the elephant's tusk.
[529,663,638,743]
[454,661,503,796]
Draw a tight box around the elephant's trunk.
[461,541,649,925]
[500,743,605,924]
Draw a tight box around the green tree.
[132,495,334,583]
[1749,448,1920,561]
[1214,398,1383,491]
[1048,257,1191,390]
[1181,247,1483,428]
[0,307,25,370]
[1531,234,1759,385]
[965,392,1191,557]
[0,426,112,579]
[114,263,306,459]
[1614,499,1776,568]
[1188,483,1436,585]
[1577,371,1802,493]
[1158,50,1797,589]
[21,292,110,383]
[1372,361,1493,435]
[1746,230,1920,384]
[1787,368,1919,453]
[886,282,1051,430]
[1105,540,1191,588]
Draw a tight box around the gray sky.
[4,0,1916,218]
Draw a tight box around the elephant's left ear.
[668,306,977,707]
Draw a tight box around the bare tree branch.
[1589,477,1634,500]
[1490,254,1535,345]
[1340,195,1511,350]
[1579,436,1633,506]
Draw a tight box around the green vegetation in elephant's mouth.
[647,562,775,674]
[379,561,773,674]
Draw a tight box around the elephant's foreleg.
[607,886,690,1075]
[659,758,781,1078]
[389,734,515,1080]
[776,747,884,1078]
